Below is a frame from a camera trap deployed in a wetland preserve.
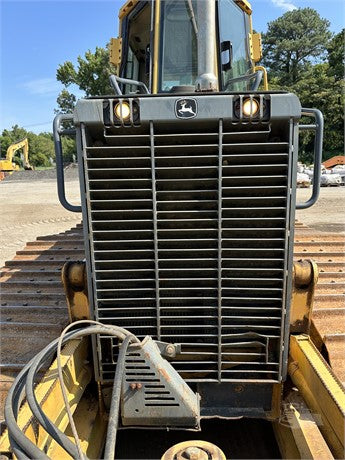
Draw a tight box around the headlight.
[114,101,131,120]
[242,98,260,117]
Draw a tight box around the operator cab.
[114,0,264,95]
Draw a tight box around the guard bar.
[53,113,82,213]
[296,108,324,210]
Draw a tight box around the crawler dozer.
[1,1,344,458]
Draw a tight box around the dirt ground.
[0,173,344,267]
[0,176,82,267]
[296,187,345,233]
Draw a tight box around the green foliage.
[262,8,331,84]
[55,89,77,115]
[261,9,343,163]
[327,29,345,80]
[0,126,55,168]
[61,136,77,163]
[56,45,115,113]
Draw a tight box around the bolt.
[184,447,207,460]
[129,383,142,390]
[234,385,244,393]
[165,344,175,356]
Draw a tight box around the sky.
[0,0,344,134]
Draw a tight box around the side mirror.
[220,41,233,71]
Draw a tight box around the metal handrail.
[53,113,82,213]
[296,108,324,210]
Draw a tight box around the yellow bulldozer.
[0,0,344,459]
[0,138,33,179]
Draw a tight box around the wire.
[56,320,139,459]
[25,334,82,458]
[104,335,131,460]
[5,322,140,459]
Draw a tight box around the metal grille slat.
[83,119,291,383]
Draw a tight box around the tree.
[0,126,56,168]
[287,64,344,161]
[56,45,115,113]
[55,89,77,114]
[327,29,345,81]
[262,8,332,84]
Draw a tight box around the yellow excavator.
[0,138,33,177]
[0,0,344,459]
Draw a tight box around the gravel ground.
[0,175,82,267]
[296,187,345,233]
[2,164,79,182]
[0,172,344,267]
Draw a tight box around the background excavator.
[0,138,33,180]
[0,0,344,459]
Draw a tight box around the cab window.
[122,2,151,93]
[218,0,252,91]
[159,0,199,92]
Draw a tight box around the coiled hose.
[4,321,140,460]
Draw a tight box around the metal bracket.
[155,341,182,359]
[61,261,90,322]
[121,337,200,428]
[53,113,82,213]
[290,260,319,334]
[249,33,262,62]
[109,37,122,67]
[296,109,324,210]
[109,74,150,96]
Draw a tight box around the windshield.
[159,0,199,92]
[218,0,253,91]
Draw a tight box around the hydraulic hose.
[4,358,50,460]
[104,335,131,460]
[5,331,80,459]
[5,322,139,459]
[25,336,82,459]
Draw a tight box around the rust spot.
[158,367,171,382]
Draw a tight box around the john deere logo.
[175,98,197,119]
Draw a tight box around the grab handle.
[296,108,324,210]
[53,113,82,213]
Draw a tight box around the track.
[294,221,345,386]
[0,222,344,423]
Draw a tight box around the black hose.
[5,330,79,458]
[5,325,138,459]
[4,359,50,459]
[25,338,81,458]
[103,335,131,460]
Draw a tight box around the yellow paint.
[273,393,334,460]
[254,65,269,90]
[109,37,123,68]
[152,0,161,94]
[0,339,91,456]
[0,138,32,172]
[118,0,139,20]
[235,0,252,14]
[290,260,319,334]
[249,33,262,62]
[289,335,345,458]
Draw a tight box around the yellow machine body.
[0,138,33,173]
[0,1,344,459]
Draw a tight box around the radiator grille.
[83,121,292,383]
